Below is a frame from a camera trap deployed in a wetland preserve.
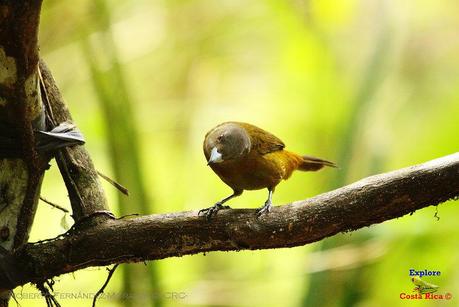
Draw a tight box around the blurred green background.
[21,0,459,306]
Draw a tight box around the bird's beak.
[207,147,223,165]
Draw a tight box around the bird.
[199,121,336,219]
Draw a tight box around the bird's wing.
[237,122,285,155]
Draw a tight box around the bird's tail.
[298,155,337,171]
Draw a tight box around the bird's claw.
[198,203,230,220]
[256,202,272,217]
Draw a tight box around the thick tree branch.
[0,1,45,304]
[0,0,45,249]
[38,59,111,223]
[0,152,455,290]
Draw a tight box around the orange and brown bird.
[200,122,336,219]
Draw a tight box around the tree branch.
[2,152,459,289]
[38,59,111,223]
[0,2,45,304]
[0,0,45,249]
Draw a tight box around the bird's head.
[204,122,252,165]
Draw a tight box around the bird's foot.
[256,201,272,217]
[198,202,231,220]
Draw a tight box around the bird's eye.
[217,134,224,142]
